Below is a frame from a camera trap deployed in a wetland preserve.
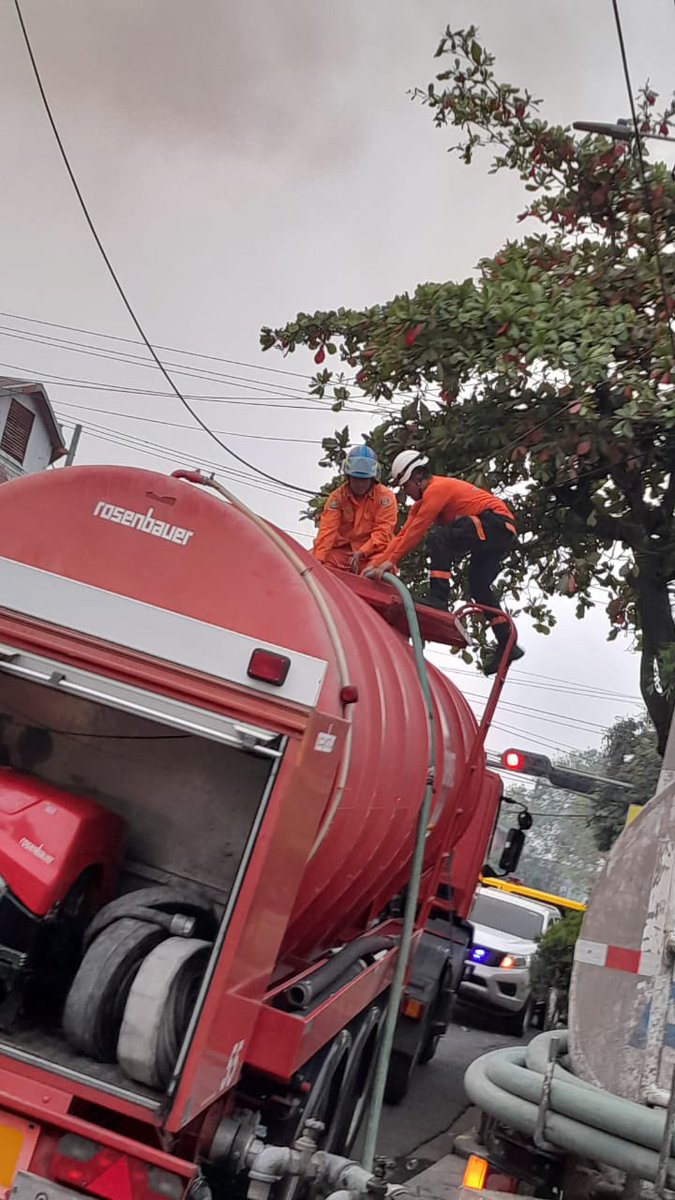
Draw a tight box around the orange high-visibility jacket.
[312,482,397,563]
[369,475,515,568]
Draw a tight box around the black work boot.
[484,643,525,675]
[484,622,524,675]
[421,577,450,612]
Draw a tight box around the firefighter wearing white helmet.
[389,450,431,488]
[312,445,397,575]
[365,450,524,674]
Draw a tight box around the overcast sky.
[2,0,672,765]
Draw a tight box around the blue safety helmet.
[343,445,379,480]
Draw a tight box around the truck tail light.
[463,1155,489,1190]
[51,1136,184,1200]
[463,1155,519,1194]
[402,997,424,1020]
[247,649,291,686]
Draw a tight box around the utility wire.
[0,359,378,411]
[0,310,319,380]
[56,401,324,445]
[12,0,315,499]
[441,663,642,704]
[60,419,301,502]
[611,0,675,364]
[0,321,385,406]
[462,690,610,734]
[491,721,583,755]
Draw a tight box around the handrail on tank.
[419,603,518,928]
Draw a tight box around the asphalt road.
[373,1005,524,1168]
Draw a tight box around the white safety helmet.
[390,450,430,488]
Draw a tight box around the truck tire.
[502,995,533,1038]
[63,919,167,1060]
[83,886,218,951]
[325,1006,382,1156]
[419,1032,441,1065]
[419,976,451,1065]
[383,1049,416,1105]
[384,995,436,1104]
[117,937,211,1087]
[266,1030,352,1154]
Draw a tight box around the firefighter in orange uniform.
[312,446,397,574]
[365,450,524,673]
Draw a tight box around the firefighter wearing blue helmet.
[312,446,397,574]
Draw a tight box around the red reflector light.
[340,685,359,704]
[52,1137,184,1200]
[247,649,291,686]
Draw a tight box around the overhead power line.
[462,689,609,735]
[59,416,302,502]
[0,309,319,380]
[491,720,583,756]
[516,667,640,701]
[0,359,377,411]
[0,321,386,408]
[55,401,324,446]
[12,0,315,499]
[443,663,642,705]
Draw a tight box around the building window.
[0,399,35,464]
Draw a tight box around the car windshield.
[470,894,545,940]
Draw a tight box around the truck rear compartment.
[0,670,278,1104]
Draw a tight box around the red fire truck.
[0,463,519,1199]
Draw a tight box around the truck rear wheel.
[383,1049,416,1105]
[326,1006,382,1156]
[273,1031,352,1200]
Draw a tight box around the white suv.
[460,886,559,1035]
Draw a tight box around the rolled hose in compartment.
[465,1031,675,1186]
[283,935,397,1011]
[83,885,218,951]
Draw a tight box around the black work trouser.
[427,510,516,641]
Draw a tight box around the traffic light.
[500,748,552,779]
[548,765,596,794]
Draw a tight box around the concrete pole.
[657,705,675,793]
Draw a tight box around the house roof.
[0,377,67,462]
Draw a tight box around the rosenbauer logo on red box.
[93,500,195,546]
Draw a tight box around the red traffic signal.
[500,748,552,779]
[503,749,526,771]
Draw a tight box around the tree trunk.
[634,556,675,755]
